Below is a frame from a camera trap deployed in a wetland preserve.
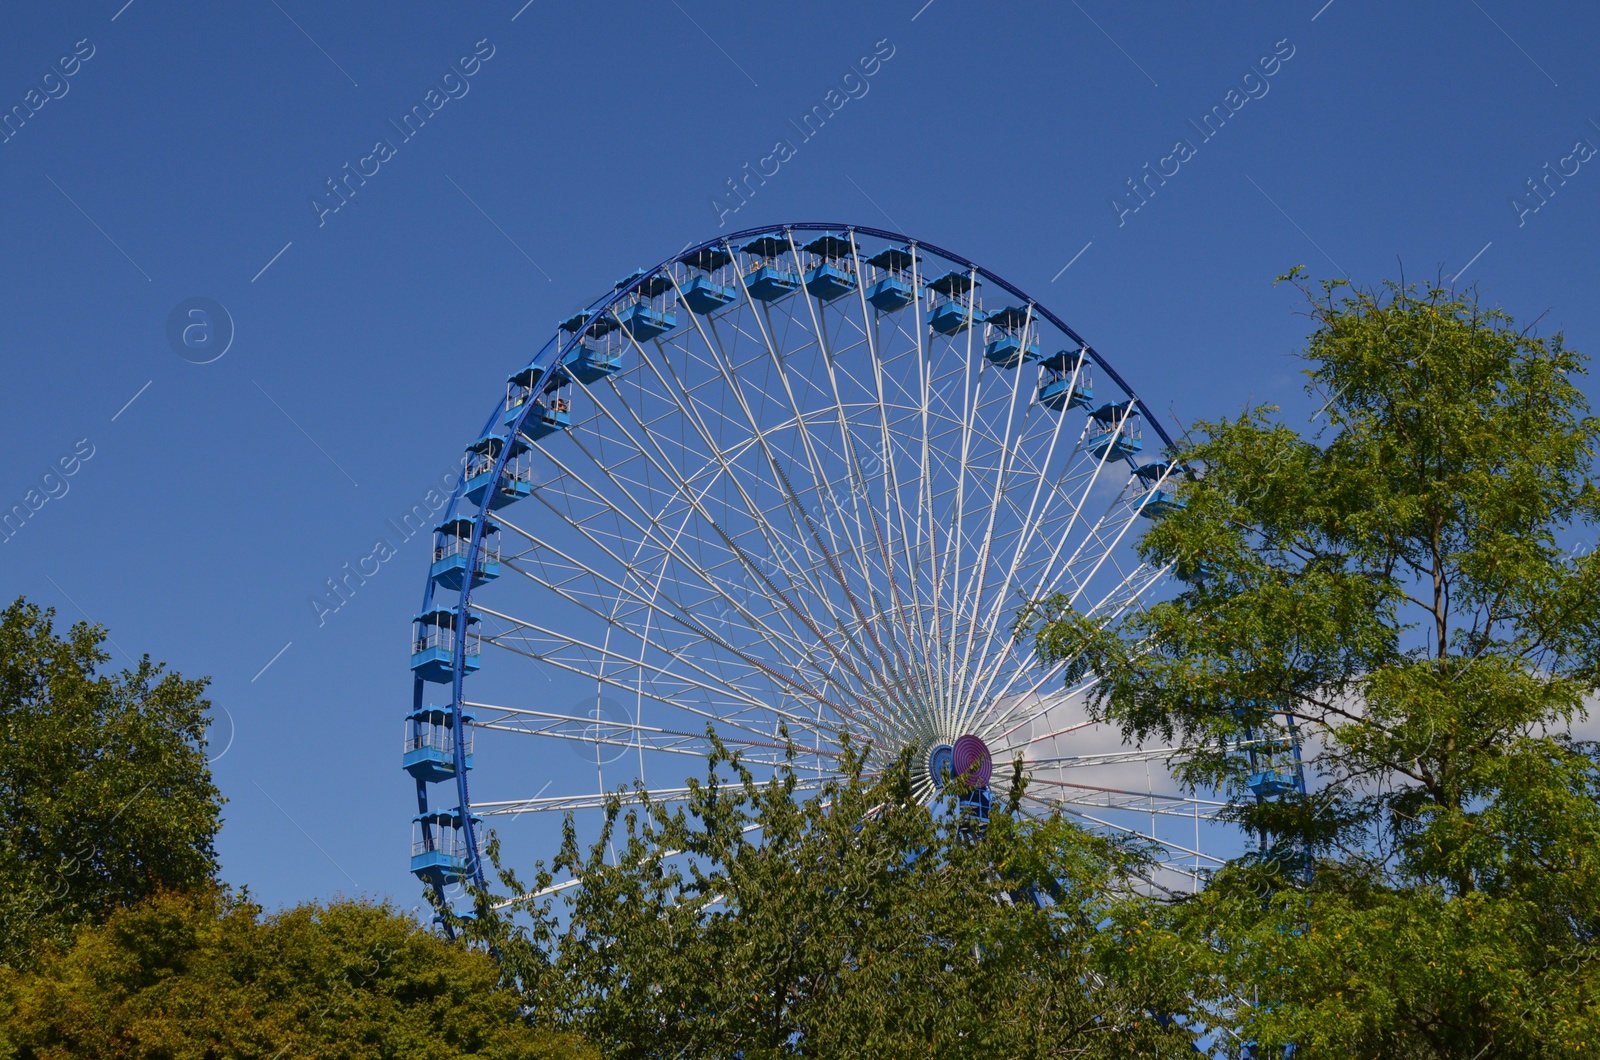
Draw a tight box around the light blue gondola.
[402,706,475,782]
[430,515,500,590]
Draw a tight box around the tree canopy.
[450,738,1197,1058]
[1026,274,1600,1057]
[0,888,591,1060]
[0,598,222,969]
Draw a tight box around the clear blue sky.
[3,0,1597,911]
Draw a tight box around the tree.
[0,598,222,968]
[1026,274,1600,1057]
[0,888,593,1059]
[450,737,1198,1058]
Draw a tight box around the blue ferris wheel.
[402,223,1307,907]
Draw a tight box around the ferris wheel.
[403,224,1280,903]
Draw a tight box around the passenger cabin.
[740,234,800,301]
[557,311,622,385]
[463,434,533,509]
[679,245,737,315]
[1132,462,1184,519]
[865,245,918,312]
[403,706,475,782]
[1245,738,1301,798]
[983,305,1040,368]
[926,270,985,335]
[801,233,858,302]
[430,515,500,591]
[1085,402,1143,461]
[410,606,480,683]
[503,363,544,427]
[612,269,678,341]
[1036,347,1093,411]
[1247,768,1297,798]
[410,807,479,881]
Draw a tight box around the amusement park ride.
[401,224,1308,908]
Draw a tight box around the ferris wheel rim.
[412,222,1211,899]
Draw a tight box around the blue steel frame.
[411,222,1191,913]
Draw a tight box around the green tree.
[0,888,593,1059]
[0,598,222,968]
[1026,274,1600,1057]
[452,737,1196,1059]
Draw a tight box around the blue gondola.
[741,234,801,301]
[867,276,915,312]
[930,301,985,335]
[430,515,500,590]
[984,305,1040,367]
[1037,376,1093,410]
[804,261,857,301]
[683,274,736,314]
[1139,489,1184,519]
[802,233,857,300]
[1248,768,1297,798]
[746,264,800,301]
[1085,403,1143,460]
[463,434,533,508]
[927,270,984,335]
[984,333,1039,368]
[619,302,676,341]
[411,807,480,881]
[519,395,571,442]
[410,606,480,683]
[564,342,622,384]
[1086,431,1142,461]
[502,364,543,428]
[402,706,475,782]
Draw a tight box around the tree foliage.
[1026,274,1600,1057]
[448,737,1196,1058]
[0,598,222,969]
[0,888,591,1059]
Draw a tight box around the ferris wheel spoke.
[663,275,916,718]
[493,547,847,717]
[471,602,853,742]
[1020,745,1195,769]
[463,703,841,767]
[627,311,889,671]
[1018,793,1226,866]
[475,775,833,818]
[972,558,1167,727]
[781,237,909,705]
[949,306,1042,721]
[848,248,943,719]
[536,429,846,692]
[575,378,899,728]
[490,490,862,713]
[961,358,1090,686]
[1050,492,1150,615]
[934,273,990,711]
[1022,778,1227,820]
